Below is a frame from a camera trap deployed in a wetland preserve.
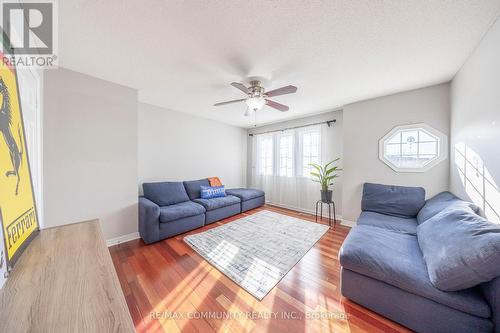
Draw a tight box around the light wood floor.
[110,205,411,333]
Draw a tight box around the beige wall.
[138,103,247,190]
[450,16,500,222]
[342,84,450,223]
[43,68,138,240]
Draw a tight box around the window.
[254,126,323,177]
[278,134,293,177]
[302,131,320,176]
[258,136,273,175]
[379,123,447,172]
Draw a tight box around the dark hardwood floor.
[110,205,411,333]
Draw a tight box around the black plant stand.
[315,200,336,228]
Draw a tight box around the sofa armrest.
[139,196,160,244]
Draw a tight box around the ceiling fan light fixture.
[214,81,296,115]
[245,96,265,111]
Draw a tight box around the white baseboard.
[339,219,356,227]
[106,232,140,247]
[265,201,354,227]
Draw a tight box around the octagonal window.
[379,124,447,173]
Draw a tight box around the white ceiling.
[58,1,500,128]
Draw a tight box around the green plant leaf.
[307,158,341,191]
[309,164,324,177]
[323,158,340,170]
[310,172,321,180]
[324,175,338,183]
[325,166,339,176]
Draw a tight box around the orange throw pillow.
[208,177,223,187]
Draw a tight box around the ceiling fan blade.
[230,82,249,94]
[214,98,246,107]
[266,99,289,112]
[265,85,297,97]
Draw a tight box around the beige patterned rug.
[184,210,329,300]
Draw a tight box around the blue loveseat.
[139,178,265,243]
[339,183,500,333]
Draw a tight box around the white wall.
[342,84,450,223]
[450,16,500,222]
[138,103,247,189]
[247,110,343,214]
[43,68,138,240]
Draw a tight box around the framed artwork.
[0,45,40,271]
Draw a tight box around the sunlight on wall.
[454,142,500,223]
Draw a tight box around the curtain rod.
[248,119,336,137]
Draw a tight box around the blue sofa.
[139,179,265,243]
[340,183,500,333]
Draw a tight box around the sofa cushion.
[183,179,210,200]
[417,205,500,291]
[159,201,206,223]
[358,211,417,235]
[339,225,490,318]
[226,188,265,201]
[417,191,459,224]
[193,195,241,211]
[417,191,480,224]
[361,183,425,218]
[143,181,190,206]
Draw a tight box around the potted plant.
[309,158,342,203]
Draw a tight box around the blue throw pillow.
[200,185,226,199]
[417,205,500,291]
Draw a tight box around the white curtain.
[250,124,329,213]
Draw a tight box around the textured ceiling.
[58,1,500,128]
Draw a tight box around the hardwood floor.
[110,205,411,333]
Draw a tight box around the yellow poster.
[0,52,39,267]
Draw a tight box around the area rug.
[184,210,329,300]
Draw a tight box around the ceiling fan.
[214,80,297,116]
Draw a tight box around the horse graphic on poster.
[0,77,23,195]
